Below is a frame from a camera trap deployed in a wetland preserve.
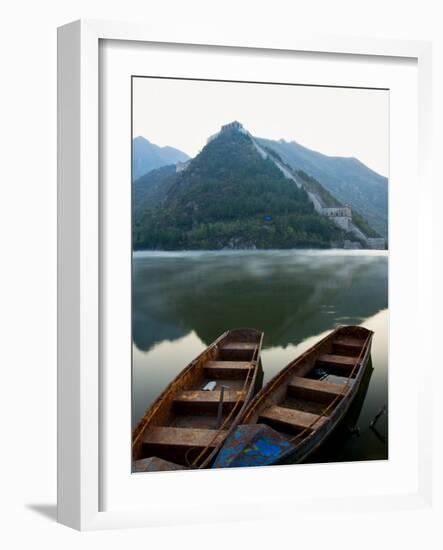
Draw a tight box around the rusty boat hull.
[132,328,264,471]
[213,325,374,468]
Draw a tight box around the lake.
[132,249,388,464]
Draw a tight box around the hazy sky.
[133,77,389,177]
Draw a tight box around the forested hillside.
[133,129,347,250]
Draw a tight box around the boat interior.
[134,330,261,468]
[245,328,371,442]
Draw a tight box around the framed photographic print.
[130,76,389,473]
[57,19,433,530]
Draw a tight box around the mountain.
[132,136,190,180]
[133,123,351,250]
[133,164,178,218]
[257,138,388,238]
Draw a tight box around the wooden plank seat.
[317,353,356,368]
[259,405,328,432]
[173,389,245,413]
[334,337,363,349]
[142,426,226,449]
[204,360,253,379]
[333,337,364,356]
[288,376,347,403]
[133,457,184,472]
[219,342,257,360]
[318,354,356,366]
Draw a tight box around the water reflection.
[133,250,388,352]
[132,250,388,462]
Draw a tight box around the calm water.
[132,249,388,464]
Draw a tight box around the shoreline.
[133,248,389,257]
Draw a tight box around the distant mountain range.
[133,122,388,249]
[257,138,388,238]
[132,136,189,180]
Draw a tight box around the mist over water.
[132,249,388,463]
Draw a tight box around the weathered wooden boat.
[213,325,374,468]
[132,328,264,471]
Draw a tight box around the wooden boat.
[213,325,374,468]
[132,328,264,471]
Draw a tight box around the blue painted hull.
[213,424,294,468]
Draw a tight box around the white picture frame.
[57,19,433,531]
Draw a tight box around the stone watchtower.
[221,121,244,132]
[321,206,352,231]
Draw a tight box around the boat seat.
[317,354,356,373]
[334,337,363,349]
[259,405,328,432]
[204,361,253,379]
[141,426,226,449]
[173,389,244,413]
[333,337,364,356]
[288,376,346,403]
[218,342,257,360]
[133,457,184,472]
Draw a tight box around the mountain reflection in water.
[133,250,387,352]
